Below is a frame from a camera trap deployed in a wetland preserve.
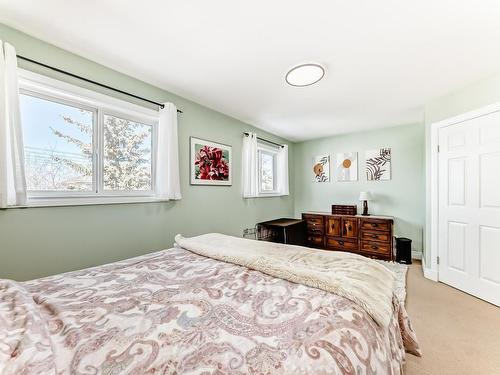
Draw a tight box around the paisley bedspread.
[0,246,420,375]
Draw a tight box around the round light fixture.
[285,63,325,87]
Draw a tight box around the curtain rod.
[17,55,183,113]
[243,132,284,148]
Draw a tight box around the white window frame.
[18,69,160,207]
[257,141,279,196]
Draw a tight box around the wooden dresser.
[302,212,394,260]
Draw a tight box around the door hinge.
[437,145,440,153]
[437,256,440,264]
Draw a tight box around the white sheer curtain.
[156,102,182,200]
[0,41,26,208]
[277,144,289,196]
[242,132,258,198]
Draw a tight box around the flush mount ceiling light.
[285,63,325,87]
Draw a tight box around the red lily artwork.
[195,146,229,180]
[191,137,232,185]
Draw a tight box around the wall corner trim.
[422,257,438,281]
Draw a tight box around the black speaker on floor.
[396,237,412,264]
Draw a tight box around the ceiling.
[1,1,500,142]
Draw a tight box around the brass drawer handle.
[371,234,377,238]
[338,240,344,245]
[371,223,378,227]
[371,245,378,250]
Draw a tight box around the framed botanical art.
[190,137,232,185]
[313,155,330,182]
[334,152,358,181]
[366,148,391,180]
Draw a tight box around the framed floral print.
[190,137,232,185]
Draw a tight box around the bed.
[0,233,420,375]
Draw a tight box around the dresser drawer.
[302,214,324,235]
[326,237,358,251]
[341,217,358,238]
[361,230,391,243]
[360,241,391,255]
[307,235,324,247]
[360,218,391,232]
[325,216,341,237]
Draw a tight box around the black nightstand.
[256,218,306,246]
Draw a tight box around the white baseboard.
[423,267,438,281]
[422,257,438,281]
[411,250,422,260]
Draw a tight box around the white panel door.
[439,110,500,306]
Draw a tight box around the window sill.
[245,193,288,199]
[7,196,170,209]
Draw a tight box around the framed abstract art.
[334,152,358,181]
[190,137,232,185]
[313,155,330,182]
[366,148,391,181]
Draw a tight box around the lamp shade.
[359,191,373,201]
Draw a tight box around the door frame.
[427,101,500,282]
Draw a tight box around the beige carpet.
[405,261,500,375]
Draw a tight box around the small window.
[258,144,278,194]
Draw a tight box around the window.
[257,142,278,194]
[21,94,95,192]
[102,114,152,191]
[242,133,288,198]
[18,70,159,205]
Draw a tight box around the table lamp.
[359,192,373,216]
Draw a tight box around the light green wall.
[0,24,294,281]
[425,72,500,125]
[294,123,425,254]
[423,71,500,266]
